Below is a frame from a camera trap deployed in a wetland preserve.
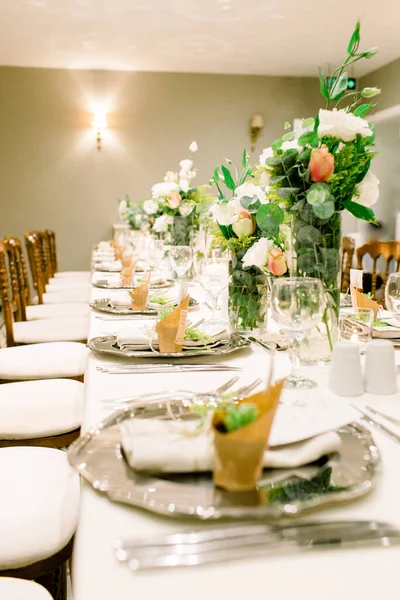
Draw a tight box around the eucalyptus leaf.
[284,121,291,130]
[266,156,282,167]
[256,203,284,237]
[297,251,316,274]
[282,131,296,142]
[306,183,332,206]
[297,224,322,246]
[298,131,319,148]
[291,199,306,212]
[221,165,236,191]
[270,175,287,184]
[278,187,299,199]
[302,117,315,129]
[313,200,335,219]
[272,138,283,151]
[240,196,261,214]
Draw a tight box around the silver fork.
[365,405,400,427]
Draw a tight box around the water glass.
[385,272,400,314]
[149,240,165,265]
[339,307,373,351]
[271,277,326,389]
[199,258,229,325]
[168,246,193,281]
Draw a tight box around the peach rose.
[268,248,287,276]
[232,209,255,237]
[308,145,334,183]
[166,192,182,209]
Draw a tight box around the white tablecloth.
[72,275,400,600]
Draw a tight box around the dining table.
[71,267,400,600]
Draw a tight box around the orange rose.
[268,248,287,276]
[166,192,182,209]
[308,145,334,182]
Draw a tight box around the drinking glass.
[271,277,326,389]
[199,258,229,326]
[385,273,400,314]
[168,246,193,281]
[149,240,165,265]
[339,307,374,351]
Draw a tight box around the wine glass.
[168,246,193,282]
[271,277,326,389]
[149,240,165,265]
[385,273,400,315]
[199,258,229,326]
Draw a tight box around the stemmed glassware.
[148,240,165,267]
[168,246,193,283]
[199,258,229,326]
[385,273,400,315]
[271,277,326,389]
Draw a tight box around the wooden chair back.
[24,232,46,303]
[0,241,18,346]
[46,229,58,276]
[5,237,33,318]
[356,241,400,301]
[341,236,356,293]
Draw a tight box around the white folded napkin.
[120,418,342,473]
[97,241,114,251]
[116,323,230,351]
[97,260,122,271]
[373,310,400,338]
[92,251,115,261]
[108,292,132,308]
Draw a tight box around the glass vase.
[292,210,341,363]
[228,249,268,335]
[170,215,196,246]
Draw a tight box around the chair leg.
[36,561,68,600]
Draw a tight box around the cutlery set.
[97,363,243,375]
[353,405,400,444]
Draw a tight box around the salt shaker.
[364,339,397,395]
[328,341,363,396]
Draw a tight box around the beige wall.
[360,58,400,112]
[0,67,322,270]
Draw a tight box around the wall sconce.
[250,114,264,153]
[92,112,108,151]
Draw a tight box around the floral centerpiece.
[210,151,290,333]
[118,195,150,232]
[257,21,380,359]
[147,142,214,245]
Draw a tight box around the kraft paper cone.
[120,260,136,286]
[112,241,124,261]
[351,286,379,319]
[121,253,135,268]
[212,379,285,492]
[156,295,190,353]
[129,274,150,310]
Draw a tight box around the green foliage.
[256,203,285,238]
[149,294,173,306]
[184,327,212,344]
[221,403,259,433]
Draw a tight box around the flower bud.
[232,209,255,237]
[267,248,287,276]
[308,145,334,183]
[361,87,381,98]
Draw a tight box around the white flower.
[281,139,300,151]
[259,146,274,165]
[235,183,266,204]
[153,214,173,233]
[189,141,198,153]
[164,171,178,183]
[179,178,190,193]
[143,199,158,215]
[152,181,180,200]
[260,171,271,189]
[118,199,128,215]
[242,238,274,269]
[318,108,373,142]
[179,159,193,172]
[352,171,380,208]
[211,200,240,226]
[179,202,195,217]
[134,214,142,226]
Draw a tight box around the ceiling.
[0,0,398,76]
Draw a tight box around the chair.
[0,578,53,599]
[341,236,356,293]
[0,446,80,600]
[24,232,91,305]
[45,229,91,281]
[5,238,89,320]
[356,241,400,302]
[0,241,89,345]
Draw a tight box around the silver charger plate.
[90,297,199,316]
[93,279,174,290]
[68,397,380,520]
[87,333,250,358]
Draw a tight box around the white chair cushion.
[0,578,53,599]
[54,271,91,280]
[26,303,90,320]
[0,379,83,438]
[0,446,80,569]
[43,290,91,304]
[13,317,89,344]
[45,282,91,293]
[0,342,88,380]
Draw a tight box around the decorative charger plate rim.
[68,399,380,520]
[87,333,250,358]
[92,279,175,290]
[90,296,199,315]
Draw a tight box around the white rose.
[242,238,274,269]
[164,171,178,183]
[235,183,266,204]
[211,199,240,226]
[153,214,173,233]
[143,199,158,215]
[179,202,195,217]
[189,141,198,153]
[179,178,190,193]
[179,159,193,172]
[281,139,300,151]
[318,108,373,142]
[152,181,180,200]
[352,170,380,208]
[259,146,274,165]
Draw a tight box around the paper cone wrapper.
[351,286,379,319]
[129,274,150,310]
[120,260,136,286]
[121,253,135,268]
[156,295,190,353]
[212,380,285,492]
[111,240,124,261]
